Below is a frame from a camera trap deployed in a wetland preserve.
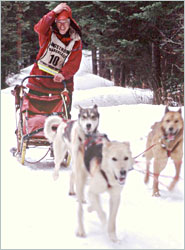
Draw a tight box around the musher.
[26,2,82,118]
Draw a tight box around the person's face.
[56,19,70,35]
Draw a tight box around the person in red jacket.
[27,2,82,117]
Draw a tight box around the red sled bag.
[21,92,69,138]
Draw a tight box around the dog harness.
[100,169,112,188]
[160,127,183,157]
[161,139,182,157]
[84,133,112,188]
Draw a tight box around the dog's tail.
[44,115,63,142]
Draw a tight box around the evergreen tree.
[1,1,49,88]
[1,1,184,106]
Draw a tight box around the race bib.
[38,33,75,75]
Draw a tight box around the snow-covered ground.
[1,86,184,249]
[1,50,184,249]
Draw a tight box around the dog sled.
[12,75,71,165]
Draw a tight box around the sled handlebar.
[21,75,67,88]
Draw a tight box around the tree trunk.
[120,63,126,87]
[112,60,120,86]
[16,3,22,71]
[99,49,105,77]
[92,47,97,75]
[152,41,162,104]
[104,66,111,80]
[113,66,120,86]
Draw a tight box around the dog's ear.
[103,140,111,149]
[77,105,83,111]
[93,104,98,110]
[78,105,82,109]
[165,106,170,114]
[122,141,130,148]
[77,105,83,118]
[178,108,182,114]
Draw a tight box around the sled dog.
[75,135,134,242]
[44,105,100,181]
[144,106,184,196]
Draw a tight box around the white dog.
[74,136,134,242]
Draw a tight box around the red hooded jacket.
[27,10,82,94]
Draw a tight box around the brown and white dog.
[144,107,184,196]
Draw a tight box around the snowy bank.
[72,86,153,107]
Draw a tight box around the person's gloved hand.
[53,73,65,83]
[53,3,70,14]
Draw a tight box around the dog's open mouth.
[114,175,126,185]
[119,177,126,185]
[168,134,175,141]
[85,126,93,135]
[167,131,177,141]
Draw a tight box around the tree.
[2,1,184,106]
[1,1,49,88]
[128,1,184,104]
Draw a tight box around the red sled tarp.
[21,93,69,138]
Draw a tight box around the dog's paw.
[87,205,94,212]
[100,211,107,227]
[109,232,119,242]
[76,228,86,238]
[69,191,76,196]
[168,179,178,191]
[77,198,86,204]
[144,174,149,184]
[152,191,160,197]
[53,172,59,181]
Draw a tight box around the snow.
[72,86,153,107]
[1,51,184,249]
[1,87,184,249]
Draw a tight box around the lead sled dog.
[144,106,184,196]
[73,135,134,242]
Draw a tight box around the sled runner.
[12,75,71,165]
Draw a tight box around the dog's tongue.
[119,177,125,185]
[168,134,175,141]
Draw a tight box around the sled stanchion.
[60,80,69,119]
[61,93,68,120]
[21,141,27,165]
[66,153,71,166]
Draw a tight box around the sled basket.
[22,92,68,139]
[13,75,70,165]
